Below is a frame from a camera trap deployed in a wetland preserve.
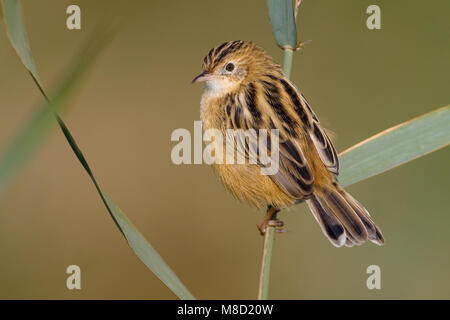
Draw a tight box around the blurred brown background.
[0,0,449,299]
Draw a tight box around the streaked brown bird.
[192,40,384,247]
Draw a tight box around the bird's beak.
[191,71,213,84]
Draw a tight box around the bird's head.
[192,40,282,95]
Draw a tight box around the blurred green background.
[0,0,449,299]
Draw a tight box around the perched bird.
[192,40,384,247]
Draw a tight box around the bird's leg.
[257,205,284,235]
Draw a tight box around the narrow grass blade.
[267,0,297,49]
[339,106,450,187]
[1,0,194,299]
[1,0,39,80]
[0,38,103,194]
[102,193,194,299]
[57,116,195,299]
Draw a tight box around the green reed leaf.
[0,33,104,194]
[57,116,195,300]
[339,106,450,187]
[102,193,194,299]
[1,0,194,299]
[1,0,39,80]
[267,0,297,49]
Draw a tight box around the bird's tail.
[306,183,384,247]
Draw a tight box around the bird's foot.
[257,205,285,235]
[257,219,286,235]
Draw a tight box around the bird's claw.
[257,219,286,235]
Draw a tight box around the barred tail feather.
[306,184,384,247]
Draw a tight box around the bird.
[192,40,384,247]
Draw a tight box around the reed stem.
[257,223,276,299]
[282,48,294,79]
[257,48,294,300]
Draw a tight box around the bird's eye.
[225,63,235,72]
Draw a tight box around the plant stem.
[258,223,276,299]
[282,48,294,79]
[257,48,294,300]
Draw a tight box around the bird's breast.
[200,91,227,131]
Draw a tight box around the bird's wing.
[298,92,339,175]
[271,75,339,175]
[223,81,315,199]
